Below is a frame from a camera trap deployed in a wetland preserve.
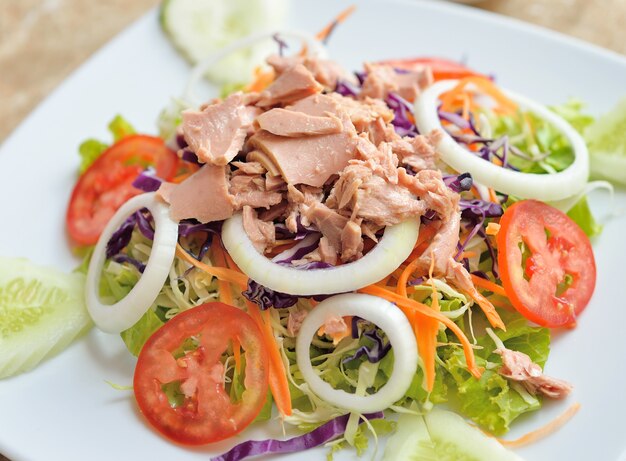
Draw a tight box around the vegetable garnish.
[497,200,596,327]
[66,135,178,246]
[222,213,420,296]
[86,193,178,333]
[0,258,92,379]
[297,294,417,413]
[134,302,269,445]
[414,80,590,201]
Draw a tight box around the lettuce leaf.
[120,308,165,356]
[440,309,550,435]
[567,196,603,238]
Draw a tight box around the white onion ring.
[296,293,417,413]
[414,80,589,201]
[222,214,419,295]
[85,193,178,333]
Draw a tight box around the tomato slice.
[133,302,269,445]
[497,200,596,328]
[376,57,485,81]
[66,135,177,245]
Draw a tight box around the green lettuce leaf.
[567,196,603,238]
[108,115,136,141]
[120,308,165,356]
[440,309,550,435]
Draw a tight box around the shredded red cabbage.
[335,80,359,97]
[272,33,288,56]
[342,328,391,365]
[132,170,163,193]
[210,412,385,461]
[242,280,299,310]
[443,172,473,193]
[106,209,154,259]
[387,92,419,137]
[111,254,146,273]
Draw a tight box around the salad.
[2,4,625,461]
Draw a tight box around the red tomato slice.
[66,135,177,245]
[133,302,269,445]
[497,200,596,328]
[376,57,485,81]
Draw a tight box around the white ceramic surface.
[1,1,625,460]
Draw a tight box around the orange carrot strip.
[499,403,580,448]
[246,67,275,93]
[470,274,508,297]
[466,288,506,330]
[488,187,499,204]
[315,5,357,42]
[246,301,293,417]
[459,250,478,259]
[359,284,482,378]
[175,244,249,288]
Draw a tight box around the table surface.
[1,0,625,145]
[0,0,624,460]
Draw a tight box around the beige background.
[0,0,624,459]
[1,0,625,145]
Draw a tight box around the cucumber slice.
[160,0,288,84]
[585,97,626,185]
[383,410,524,461]
[0,257,92,379]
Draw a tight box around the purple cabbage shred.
[210,412,385,461]
[272,33,288,56]
[386,92,419,137]
[342,328,391,365]
[112,254,146,273]
[132,170,163,193]
[443,172,473,193]
[242,280,299,310]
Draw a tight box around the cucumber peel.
[160,0,288,84]
[383,410,524,461]
[0,257,92,379]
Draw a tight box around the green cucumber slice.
[0,257,92,379]
[160,0,288,84]
[585,97,626,185]
[383,410,524,461]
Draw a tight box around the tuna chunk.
[355,137,399,183]
[360,63,432,102]
[266,54,349,89]
[229,174,282,210]
[248,129,357,187]
[181,93,257,165]
[162,164,234,223]
[242,206,275,253]
[496,348,573,399]
[391,133,439,172]
[341,220,364,261]
[355,174,427,226]
[287,309,308,337]
[398,168,458,219]
[256,108,343,137]
[301,201,348,252]
[231,161,266,175]
[257,64,323,107]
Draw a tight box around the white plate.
[1,1,625,460]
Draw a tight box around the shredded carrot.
[359,284,482,379]
[467,288,506,330]
[498,403,581,448]
[176,244,249,287]
[441,76,517,114]
[488,296,515,311]
[246,301,293,417]
[211,236,235,305]
[245,66,275,93]
[315,5,356,42]
[459,250,478,259]
[486,222,500,236]
[488,187,499,204]
[471,274,507,297]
